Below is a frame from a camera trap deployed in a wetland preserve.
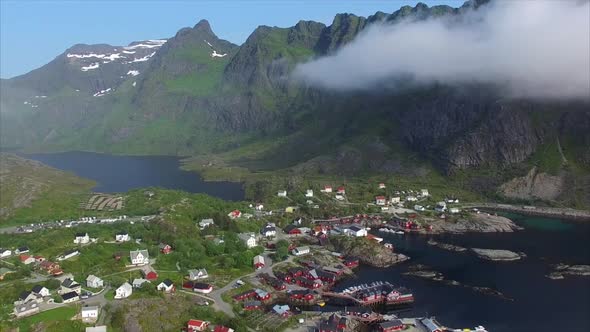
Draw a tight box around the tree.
[275,240,290,261]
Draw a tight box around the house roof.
[130,249,148,259]
[283,224,298,233]
[188,319,208,328]
[31,285,46,294]
[63,249,79,256]
[238,233,255,242]
[17,246,29,251]
[118,282,132,292]
[132,278,149,286]
[244,300,262,307]
[254,288,269,298]
[75,232,88,237]
[380,320,403,329]
[161,279,174,287]
[61,291,79,300]
[62,278,79,288]
[19,254,31,262]
[87,275,102,283]
[19,291,32,300]
[272,304,290,315]
[294,246,310,252]
[85,326,107,332]
[349,226,363,232]
[82,305,99,313]
[116,231,128,235]
[213,326,234,332]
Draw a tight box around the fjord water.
[336,215,590,331]
[23,151,244,200]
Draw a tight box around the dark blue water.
[335,216,590,331]
[22,151,244,201]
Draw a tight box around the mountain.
[1,1,589,207]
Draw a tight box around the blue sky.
[0,0,458,78]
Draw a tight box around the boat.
[317,301,326,307]
[395,231,405,235]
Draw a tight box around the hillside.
[0,154,95,220]
[1,0,589,208]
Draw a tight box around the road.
[206,251,298,317]
[463,202,590,221]
[0,215,156,235]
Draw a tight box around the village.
[0,182,492,332]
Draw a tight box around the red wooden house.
[344,257,359,268]
[336,186,346,195]
[141,266,158,281]
[379,320,404,332]
[295,276,322,289]
[243,300,262,310]
[283,225,301,235]
[288,289,316,302]
[187,319,209,332]
[159,243,173,255]
[233,290,256,301]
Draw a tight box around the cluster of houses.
[13,284,50,317]
[186,320,235,332]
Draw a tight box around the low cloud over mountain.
[294,1,590,99]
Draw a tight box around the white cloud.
[293,1,590,99]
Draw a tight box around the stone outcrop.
[500,167,564,201]
[471,248,526,261]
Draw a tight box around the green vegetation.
[17,306,78,332]
[0,154,96,225]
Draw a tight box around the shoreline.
[465,203,590,222]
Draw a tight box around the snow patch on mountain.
[127,70,140,76]
[122,50,136,54]
[211,50,227,58]
[93,88,112,97]
[204,40,213,47]
[132,81,137,87]
[81,62,100,71]
[124,39,166,50]
[126,52,156,63]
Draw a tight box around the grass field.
[17,306,78,332]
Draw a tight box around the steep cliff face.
[499,167,564,201]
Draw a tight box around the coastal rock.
[471,248,526,261]
[429,213,522,233]
[548,264,590,279]
[331,236,409,268]
[427,239,468,252]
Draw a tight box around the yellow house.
[285,206,296,213]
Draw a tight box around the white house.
[321,185,333,193]
[292,246,310,256]
[86,275,104,288]
[198,219,215,229]
[0,248,12,258]
[253,255,265,269]
[86,326,107,332]
[13,301,39,317]
[379,183,386,189]
[132,278,149,288]
[59,278,81,295]
[261,224,276,237]
[57,249,80,261]
[406,196,418,202]
[238,233,257,248]
[31,285,50,297]
[115,232,130,242]
[335,194,345,201]
[390,197,401,204]
[74,233,90,244]
[449,207,461,214]
[255,203,264,211]
[375,196,387,206]
[305,189,314,198]
[188,269,209,280]
[420,189,430,197]
[115,282,132,299]
[156,279,175,292]
[81,305,100,321]
[345,225,368,237]
[19,255,35,265]
[435,201,447,212]
[16,291,42,304]
[15,246,30,254]
[61,291,79,303]
[277,190,287,197]
[129,249,149,265]
[414,205,426,212]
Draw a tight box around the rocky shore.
[471,248,526,261]
[428,213,522,234]
[546,264,590,279]
[331,236,409,268]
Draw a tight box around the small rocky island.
[427,239,468,252]
[547,264,590,279]
[429,213,523,233]
[471,248,526,261]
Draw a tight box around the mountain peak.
[194,19,213,33]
